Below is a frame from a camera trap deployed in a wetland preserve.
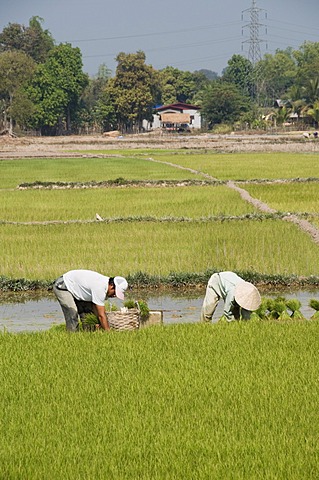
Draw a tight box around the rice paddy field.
[1,150,319,282]
[1,220,318,279]
[1,322,319,479]
[1,144,319,478]
[243,182,319,213]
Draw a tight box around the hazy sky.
[1,0,318,77]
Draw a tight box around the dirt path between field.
[227,181,319,244]
[146,157,319,245]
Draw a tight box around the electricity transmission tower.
[241,0,267,65]
[241,0,267,101]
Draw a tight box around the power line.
[82,35,242,59]
[68,13,317,75]
[65,18,317,46]
[66,21,242,44]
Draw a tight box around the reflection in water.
[0,288,318,333]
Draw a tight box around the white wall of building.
[143,107,201,131]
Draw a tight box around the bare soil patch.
[0,131,319,158]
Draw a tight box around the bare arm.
[93,304,110,330]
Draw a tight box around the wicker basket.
[107,307,140,331]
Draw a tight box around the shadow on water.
[0,287,319,333]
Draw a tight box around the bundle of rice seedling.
[81,312,99,331]
[138,300,150,322]
[124,299,150,322]
[286,299,304,320]
[105,301,119,312]
[309,299,319,320]
[263,298,276,319]
[254,298,270,320]
[249,311,261,322]
[123,299,136,309]
[267,297,290,320]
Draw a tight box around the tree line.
[0,16,319,136]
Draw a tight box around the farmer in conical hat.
[201,271,261,323]
[53,270,128,331]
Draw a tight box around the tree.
[82,63,111,112]
[200,81,250,127]
[222,55,254,97]
[0,16,54,63]
[104,51,158,133]
[0,50,35,134]
[274,106,292,126]
[27,43,88,134]
[194,69,218,81]
[294,42,319,86]
[158,66,207,105]
[304,78,319,105]
[305,101,319,127]
[81,63,113,132]
[256,48,297,106]
[93,92,117,132]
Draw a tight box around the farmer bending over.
[53,270,128,331]
[201,271,261,323]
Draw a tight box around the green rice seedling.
[286,299,304,320]
[137,299,150,322]
[263,298,275,318]
[0,155,202,189]
[81,312,99,331]
[150,152,319,181]
[248,311,261,322]
[1,321,319,478]
[48,323,66,332]
[270,297,291,321]
[254,297,270,320]
[309,299,319,320]
[105,301,118,312]
[1,219,319,280]
[245,182,319,214]
[264,297,289,320]
[123,299,136,309]
[0,184,257,222]
[124,298,150,321]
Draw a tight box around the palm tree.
[305,101,319,127]
[274,106,292,126]
[305,78,319,104]
[287,84,304,102]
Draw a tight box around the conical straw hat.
[234,281,261,311]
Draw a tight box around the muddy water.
[0,288,318,333]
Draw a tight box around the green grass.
[0,321,318,479]
[310,216,319,229]
[1,220,318,279]
[244,182,319,213]
[0,156,202,189]
[148,152,319,180]
[0,185,257,222]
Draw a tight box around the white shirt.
[63,270,109,306]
